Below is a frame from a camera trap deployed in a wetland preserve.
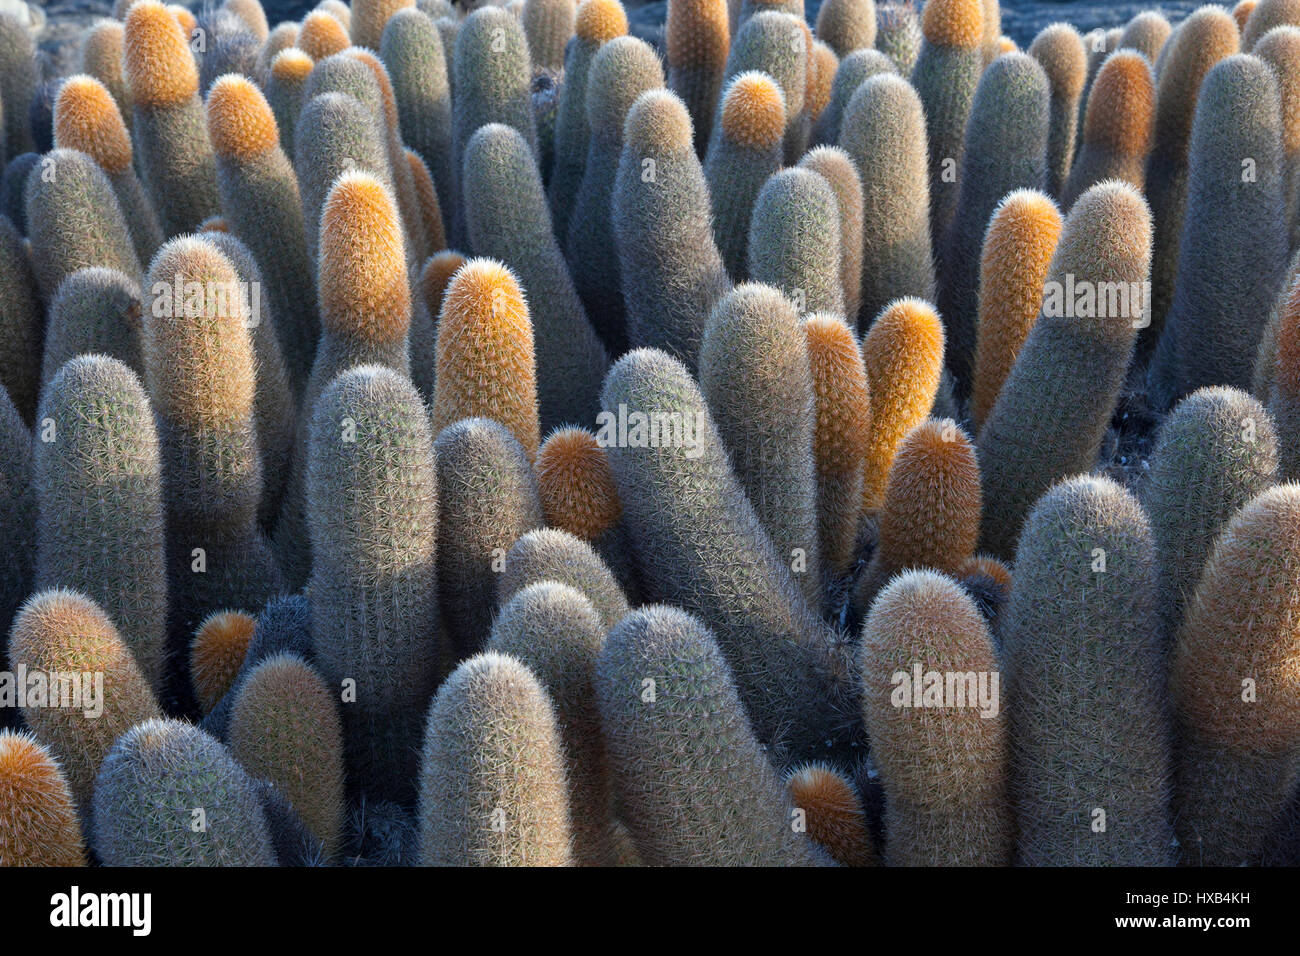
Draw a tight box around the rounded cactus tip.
[922,0,985,48]
[52,75,133,176]
[299,10,351,61]
[1085,51,1155,154]
[576,0,628,42]
[805,312,871,470]
[720,71,787,149]
[875,296,946,348]
[206,73,280,161]
[319,170,409,335]
[786,761,874,867]
[271,47,315,83]
[190,609,256,715]
[123,0,199,108]
[420,250,468,307]
[1029,23,1086,98]
[624,88,693,155]
[1234,1,1259,32]
[537,427,622,541]
[199,216,230,232]
[0,730,87,867]
[168,3,196,33]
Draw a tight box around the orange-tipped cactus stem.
[1242,0,1300,48]
[190,609,256,715]
[537,427,622,541]
[859,298,945,512]
[431,258,541,462]
[0,730,87,866]
[409,249,467,403]
[123,0,221,234]
[299,10,351,60]
[786,761,878,866]
[1270,278,1300,479]
[970,189,1063,429]
[80,19,133,134]
[1028,22,1087,201]
[265,48,313,158]
[666,0,730,152]
[353,0,416,50]
[1061,51,1156,209]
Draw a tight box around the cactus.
[816,0,875,58]
[40,269,142,395]
[799,147,864,321]
[434,417,544,659]
[7,588,161,807]
[410,249,465,403]
[614,90,731,370]
[225,0,268,40]
[859,570,1010,865]
[804,313,871,579]
[380,8,454,225]
[1028,23,1087,200]
[1270,280,1300,478]
[859,297,945,512]
[595,605,827,865]
[487,582,614,865]
[1171,485,1300,865]
[787,761,876,866]
[854,418,980,610]
[229,652,345,859]
[1149,55,1288,407]
[206,74,318,394]
[293,91,392,277]
[666,0,730,153]
[499,527,632,629]
[81,19,132,134]
[34,355,167,696]
[910,0,985,254]
[0,385,32,650]
[876,0,921,74]
[713,12,806,164]
[92,718,275,865]
[308,366,439,802]
[1076,28,1120,154]
[430,258,539,461]
[196,18,261,96]
[462,125,609,429]
[1144,387,1278,642]
[958,552,1012,625]
[299,9,351,61]
[1002,476,1174,865]
[123,0,221,235]
[142,237,284,665]
[810,47,894,147]
[747,168,843,316]
[699,284,822,605]
[838,75,934,333]
[0,730,86,866]
[1243,0,1300,48]
[977,181,1151,560]
[1119,10,1171,64]
[938,53,1050,386]
[600,348,857,765]
[190,610,256,715]
[265,48,313,159]
[353,0,414,51]
[547,0,627,242]
[201,232,296,528]
[565,36,665,353]
[405,148,447,253]
[1237,0,1261,33]
[1252,254,1300,404]
[703,71,785,279]
[255,22,299,82]
[24,149,142,301]
[0,13,35,160]
[970,190,1062,429]
[418,652,573,865]
[522,0,575,72]
[0,216,41,424]
[1255,26,1300,249]
[53,75,164,269]
[1061,51,1156,210]
[1142,7,1239,365]
[0,153,37,231]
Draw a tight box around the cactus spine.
[786,762,876,865]
[699,284,822,605]
[1028,22,1087,201]
[800,146,864,322]
[747,168,844,316]
[34,355,167,696]
[7,589,161,807]
[299,9,350,61]
[462,124,609,429]
[499,527,632,629]
[714,12,805,163]
[123,0,221,235]
[1003,476,1175,865]
[838,75,934,333]
[1243,0,1300,48]
[92,718,275,865]
[0,216,41,423]
[1119,10,1171,64]
[811,47,894,148]
[815,0,875,58]
[523,0,576,72]
[1171,485,1300,865]
[488,582,614,865]
[308,366,439,801]
[265,48,313,160]
[977,181,1151,560]
[1061,51,1156,210]
[596,606,827,865]
[666,0,730,152]
[189,609,256,715]
[353,0,415,51]
[418,652,574,866]
[859,570,1010,865]
[1255,27,1300,249]
[614,90,731,370]
[0,730,86,866]
[0,13,36,159]
[81,19,132,134]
